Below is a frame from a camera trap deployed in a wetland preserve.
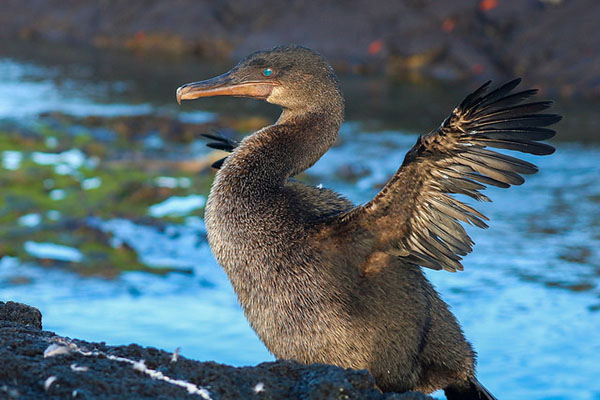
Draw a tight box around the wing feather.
[327,79,560,272]
[200,132,239,169]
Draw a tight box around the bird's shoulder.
[283,179,354,222]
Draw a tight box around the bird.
[176,45,560,399]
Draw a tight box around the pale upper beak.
[176,70,279,104]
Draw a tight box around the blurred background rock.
[1,0,598,98]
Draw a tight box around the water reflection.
[0,40,599,399]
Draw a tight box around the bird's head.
[177,45,342,113]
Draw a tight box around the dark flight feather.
[329,79,560,272]
[200,132,239,169]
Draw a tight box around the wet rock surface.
[0,301,433,399]
[0,0,598,98]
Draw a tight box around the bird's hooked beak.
[176,70,279,104]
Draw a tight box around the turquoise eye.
[262,68,273,77]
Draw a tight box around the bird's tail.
[444,377,497,400]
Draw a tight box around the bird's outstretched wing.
[201,132,239,169]
[328,79,561,272]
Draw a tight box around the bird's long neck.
[204,88,345,331]
[221,100,344,188]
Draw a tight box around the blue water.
[1,49,600,399]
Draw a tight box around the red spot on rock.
[472,63,484,75]
[479,0,498,12]
[442,18,456,33]
[368,40,383,55]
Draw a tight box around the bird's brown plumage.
[177,45,560,399]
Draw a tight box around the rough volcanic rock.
[0,301,433,399]
[0,301,42,329]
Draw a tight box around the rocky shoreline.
[1,0,598,99]
[0,301,432,399]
